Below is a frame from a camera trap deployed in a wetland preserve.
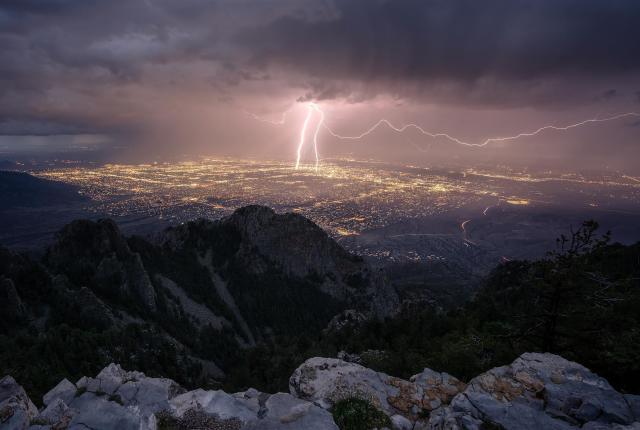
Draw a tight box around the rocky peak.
[160,206,400,317]
[47,219,129,264]
[224,205,360,279]
[45,219,157,312]
[223,205,399,315]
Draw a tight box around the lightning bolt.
[323,112,640,147]
[295,104,314,170]
[294,103,325,171]
[247,103,640,166]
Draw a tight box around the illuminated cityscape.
[35,159,640,260]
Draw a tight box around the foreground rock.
[0,376,38,430]
[289,357,466,425]
[426,352,640,430]
[4,352,640,429]
[17,364,336,430]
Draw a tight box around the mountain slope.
[0,206,399,401]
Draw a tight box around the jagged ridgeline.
[0,206,399,402]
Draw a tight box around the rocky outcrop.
[289,357,466,425]
[289,354,640,430]
[0,375,37,430]
[5,353,640,429]
[426,352,640,430]
[14,364,336,430]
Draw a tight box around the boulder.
[169,388,258,423]
[0,375,38,430]
[33,398,74,428]
[289,357,465,423]
[410,368,467,412]
[42,378,76,407]
[243,392,339,430]
[30,364,184,430]
[426,352,639,430]
[67,391,142,430]
[169,388,337,429]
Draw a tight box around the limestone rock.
[426,352,639,430]
[27,363,338,429]
[169,388,258,423]
[168,388,337,429]
[42,378,76,407]
[410,368,466,411]
[289,357,464,423]
[391,414,413,430]
[243,392,339,430]
[67,391,143,430]
[4,353,637,429]
[0,375,37,430]
[33,398,74,428]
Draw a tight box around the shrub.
[331,397,391,430]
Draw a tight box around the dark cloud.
[0,0,639,139]
[243,0,640,101]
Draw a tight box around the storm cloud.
[0,0,639,165]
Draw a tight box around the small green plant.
[75,386,87,397]
[331,397,391,430]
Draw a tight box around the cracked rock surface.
[425,352,639,430]
[4,352,640,429]
[0,375,38,430]
[11,363,336,430]
[289,357,466,423]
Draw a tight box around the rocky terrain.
[2,353,638,430]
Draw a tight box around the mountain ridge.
[0,205,399,401]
